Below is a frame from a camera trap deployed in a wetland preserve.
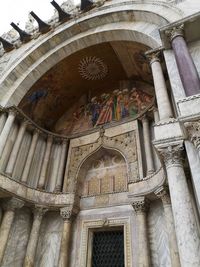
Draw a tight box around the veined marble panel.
[148,200,171,267]
[2,207,32,267]
[35,211,63,267]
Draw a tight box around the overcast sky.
[0,0,80,35]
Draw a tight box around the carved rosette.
[3,197,24,211]
[67,130,138,192]
[165,24,184,42]
[60,206,73,222]
[155,186,171,205]
[132,200,149,214]
[158,144,184,169]
[185,121,200,150]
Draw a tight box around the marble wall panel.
[189,40,200,78]
[148,200,171,267]
[35,211,63,267]
[1,207,32,267]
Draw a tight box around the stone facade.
[0,0,200,266]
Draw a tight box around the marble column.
[142,116,154,175]
[155,186,181,267]
[37,135,53,189]
[0,110,16,157]
[5,120,27,175]
[0,112,7,134]
[21,129,39,183]
[147,51,173,120]
[48,143,61,191]
[0,198,24,265]
[167,24,200,96]
[23,206,47,267]
[159,143,200,267]
[132,199,150,267]
[58,207,73,267]
[55,139,68,192]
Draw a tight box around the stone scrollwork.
[67,130,138,192]
[157,143,184,168]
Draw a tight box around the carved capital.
[145,50,162,65]
[60,206,73,222]
[3,197,24,211]
[132,199,149,214]
[185,121,200,150]
[158,144,184,168]
[33,206,48,220]
[155,186,171,205]
[165,24,184,42]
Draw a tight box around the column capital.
[185,121,200,150]
[155,186,171,205]
[33,206,48,220]
[3,197,24,211]
[157,143,184,168]
[132,199,150,214]
[60,206,76,222]
[165,24,184,42]
[145,49,162,65]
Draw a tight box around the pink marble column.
[167,25,200,96]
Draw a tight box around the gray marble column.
[55,140,67,192]
[21,129,39,183]
[132,199,150,267]
[142,116,154,175]
[0,112,7,134]
[37,135,53,189]
[5,120,27,175]
[155,186,181,267]
[0,110,16,157]
[48,143,61,191]
[166,24,200,96]
[0,198,24,265]
[159,144,200,267]
[58,206,73,267]
[147,51,173,120]
[23,206,47,267]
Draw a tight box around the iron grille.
[92,230,124,267]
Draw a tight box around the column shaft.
[133,201,150,267]
[5,121,27,175]
[160,145,200,267]
[150,58,173,120]
[55,141,67,192]
[58,221,72,267]
[0,210,15,264]
[48,144,61,191]
[23,207,47,267]
[0,111,16,156]
[172,35,200,96]
[37,135,53,188]
[21,130,39,183]
[142,117,154,175]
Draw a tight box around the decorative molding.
[80,217,132,267]
[157,143,184,168]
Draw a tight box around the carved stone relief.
[66,130,138,192]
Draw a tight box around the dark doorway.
[91,229,124,267]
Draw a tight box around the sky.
[0,0,80,35]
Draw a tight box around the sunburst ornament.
[78,56,108,80]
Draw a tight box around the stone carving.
[145,49,162,65]
[78,56,108,80]
[0,54,11,75]
[165,24,184,42]
[67,130,138,192]
[132,199,149,213]
[185,121,200,150]
[33,206,48,219]
[60,206,73,221]
[155,186,171,205]
[157,143,184,168]
[3,197,24,211]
